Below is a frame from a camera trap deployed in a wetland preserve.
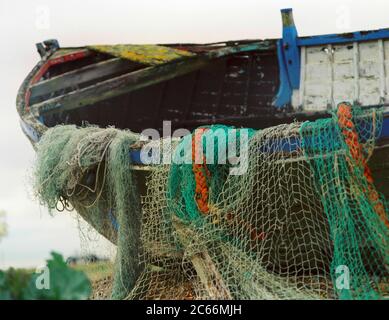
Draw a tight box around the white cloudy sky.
[0,0,388,268]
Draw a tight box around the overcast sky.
[1,0,389,268]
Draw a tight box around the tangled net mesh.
[33,125,142,299]
[33,105,389,300]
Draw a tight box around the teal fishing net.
[33,105,389,299]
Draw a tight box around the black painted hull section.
[43,50,280,133]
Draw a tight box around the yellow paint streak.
[88,44,194,65]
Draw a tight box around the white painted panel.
[304,96,329,111]
[306,47,328,64]
[333,80,354,100]
[306,63,330,80]
[333,44,353,62]
[359,41,379,61]
[333,62,353,80]
[359,78,380,105]
[385,77,389,102]
[305,81,331,96]
[292,39,388,111]
[358,41,381,105]
[383,40,389,54]
[359,61,380,77]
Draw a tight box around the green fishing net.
[33,106,389,300]
[33,125,142,299]
[300,107,389,299]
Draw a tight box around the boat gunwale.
[16,23,389,150]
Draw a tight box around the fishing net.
[33,104,389,300]
[33,125,143,299]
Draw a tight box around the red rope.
[192,128,210,214]
[337,103,389,228]
[191,128,266,244]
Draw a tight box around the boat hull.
[16,13,389,242]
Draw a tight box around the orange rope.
[191,127,267,243]
[337,103,389,228]
[192,128,210,214]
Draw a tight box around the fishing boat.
[17,8,389,233]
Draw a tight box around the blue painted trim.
[282,28,300,89]
[381,117,389,139]
[19,119,41,142]
[22,114,389,167]
[38,115,45,125]
[130,150,142,163]
[274,8,301,107]
[128,114,389,165]
[274,40,293,108]
[298,28,389,47]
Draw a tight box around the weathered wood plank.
[30,58,139,99]
[30,42,275,117]
[172,216,232,300]
[31,57,212,116]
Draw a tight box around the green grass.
[72,261,114,282]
